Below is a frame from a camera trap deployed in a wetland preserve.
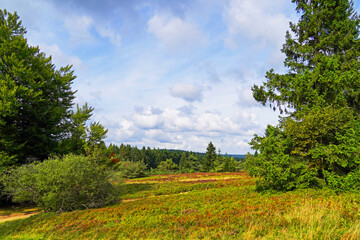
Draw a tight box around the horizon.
[2,0,360,153]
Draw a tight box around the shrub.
[0,154,117,212]
[246,107,360,191]
[114,160,148,179]
[157,159,178,174]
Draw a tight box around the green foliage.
[0,154,117,212]
[59,103,93,155]
[157,159,178,174]
[0,10,76,163]
[247,106,360,191]
[203,142,217,172]
[248,0,360,191]
[113,160,148,179]
[59,103,108,162]
[0,151,15,172]
[253,0,360,113]
[246,124,323,191]
[179,153,201,173]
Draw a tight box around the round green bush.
[1,154,117,212]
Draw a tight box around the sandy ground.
[0,210,41,223]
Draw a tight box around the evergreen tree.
[179,152,188,171]
[248,0,360,191]
[253,0,360,114]
[187,154,201,172]
[0,10,76,163]
[203,142,216,172]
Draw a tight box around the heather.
[1,172,360,239]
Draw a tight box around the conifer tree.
[248,0,360,191]
[203,142,216,172]
[253,0,360,114]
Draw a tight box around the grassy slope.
[1,172,360,239]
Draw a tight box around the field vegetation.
[2,1,360,239]
[1,172,360,239]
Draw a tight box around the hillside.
[1,172,360,239]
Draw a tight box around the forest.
[2,0,360,238]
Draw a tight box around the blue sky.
[2,0,360,154]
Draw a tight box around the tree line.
[107,142,242,177]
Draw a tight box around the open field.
[1,171,360,239]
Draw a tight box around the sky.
[2,0,360,154]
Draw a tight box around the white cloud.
[133,113,164,129]
[38,43,83,70]
[63,14,121,47]
[171,82,203,102]
[223,0,290,49]
[96,26,122,47]
[64,15,94,44]
[147,14,207,51]
[103,104,266,153]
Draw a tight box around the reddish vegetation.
[108,152,120,164]
[126,171,249,183]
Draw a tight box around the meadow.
[1,171,360,239]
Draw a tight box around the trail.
[0,211,41,223]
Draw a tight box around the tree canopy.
[0,10,76,163]
[252,0,360,115]
[247,0,360,191]
[0,10,109,167]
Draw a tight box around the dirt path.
[0,210,41,223]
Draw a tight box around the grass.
[1,171,360,239]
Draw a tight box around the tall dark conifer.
[247,0,360,191]
[252,0,360,114]
[203,142,216,172]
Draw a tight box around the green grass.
[1,171,360,239]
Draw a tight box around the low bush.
[0,154,117,212]
[114,160,148,179]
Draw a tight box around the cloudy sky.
[2,0,359,154]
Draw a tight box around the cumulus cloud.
[147,14,207,51]
[223,0,291,49]
[178,105,195,116]
[104,105,265,153]
[133,112,164,129]
[171,82,203,102]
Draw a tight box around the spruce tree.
[253,0,360,114]
[203,142,216,172]
[248,0,360,191]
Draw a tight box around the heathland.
[1,172,360,239]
